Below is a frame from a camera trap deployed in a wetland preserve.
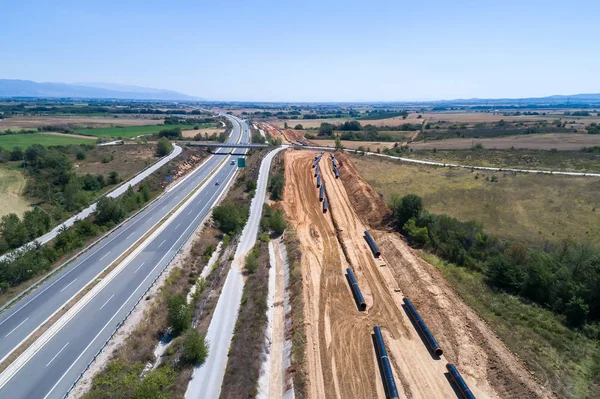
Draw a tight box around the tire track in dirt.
[334,151,556,399]
[284,150,466,398]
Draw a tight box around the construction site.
[282,149,556,399]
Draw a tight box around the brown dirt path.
[284,150,470,398]
[335,151,557,399]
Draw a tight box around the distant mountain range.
[437,93,600,105]
[0,79,201,101]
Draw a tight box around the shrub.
[156,137,173,157]
[181,328,209,366]
[390,194,423,231]
[167,293,190,336]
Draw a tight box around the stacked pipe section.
[346,267,366,311]
[402,297,443,356]
[319,184,325,202]
[446,363,476,399]
[316,174,321,188]
[314,164,320,177]
[373,326,400,399]
[323,197,328,213]
[364,230,381,258]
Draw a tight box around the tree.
[284,122,289,129]
[167,294,190,336]
[0,214,28,248]
[335,136,343,150]
[263,209,286,235]
[181,328,209,365]
[22,208,51,238]
[158,127,181,139]
[156,137,173,157]
[565,296,589,327]
[108,171,120,185]
[318,123,335,136]
[403,219,430,246]
[245,179,257,193]
[212,203,249,235]
[294,124,304,130]
[269,174,285,201]
[391,194,424,231]
[94,196,125,225]
[10,146,23,162]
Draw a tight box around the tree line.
[392,194,600,333]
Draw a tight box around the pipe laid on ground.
[319,185,325,202]
[333,158,338,167]
[333,167,339,179]
[314,165,320,177]
[403,297,443,356]
[317,174,321,188]
[364,230,381,257]
[323,197,328,213]
[446,363,476,399]
[373,326,400,399]
[346,267,367,311]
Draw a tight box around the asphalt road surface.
[0,115,250,399]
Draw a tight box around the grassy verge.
[422,252,600,399]
[0,166,30,218]
[220,239,270,398]
[350,154,600,246]
[284,228,306,398]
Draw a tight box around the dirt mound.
[335,151,390,227]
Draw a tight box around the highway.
[0,115,250,399]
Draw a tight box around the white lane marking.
[60,279,78,293]
[175,223,181,230]
[98,252,111,261]
[99,294,115,311]
[134,262,146,273]
[158,240,166,248]
[5,318,29,338]
[188,210,193,215]
[45,342,69,368]
[126,232,135,239]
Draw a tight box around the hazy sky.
[1,0,599,101]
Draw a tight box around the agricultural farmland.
[0,132,96,148]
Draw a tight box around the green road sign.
[237,157,246,168]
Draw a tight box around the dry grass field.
[350,154,600,246]
[316,140,397,151]
[75,144,157,181]
[181,127,223,138]
[0,167,31,218]
[409,133,600,151]
[0,115,162,130]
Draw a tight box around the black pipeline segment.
[373,326,400,399]
[345,267,366,311]
[446,363,476,399]
[312,160,318,168]
[323,197,328,213]
[314,165,320,177]
[364,230,381,257]
[319,185,325,202]
[402,297,443,356]
[333,158,338,167]
[317,174,321,188]
[333,167,339,179]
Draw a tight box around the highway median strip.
[0,149,236,386]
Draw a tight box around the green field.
[351,154,600,246]
[74,124,203,138]
[0,133,95,149]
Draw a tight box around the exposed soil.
[282,149,555,399]
[283,151,456,398]
[334,151,557,399]
[39,131,97,140]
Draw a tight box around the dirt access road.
[282,149,555,399]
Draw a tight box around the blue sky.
[1,0,599,101]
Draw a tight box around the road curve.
[0,116,250,399]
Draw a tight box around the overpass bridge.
[183,141,269,149]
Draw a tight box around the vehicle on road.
[231,160,236,165]
[215,181,220,185]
